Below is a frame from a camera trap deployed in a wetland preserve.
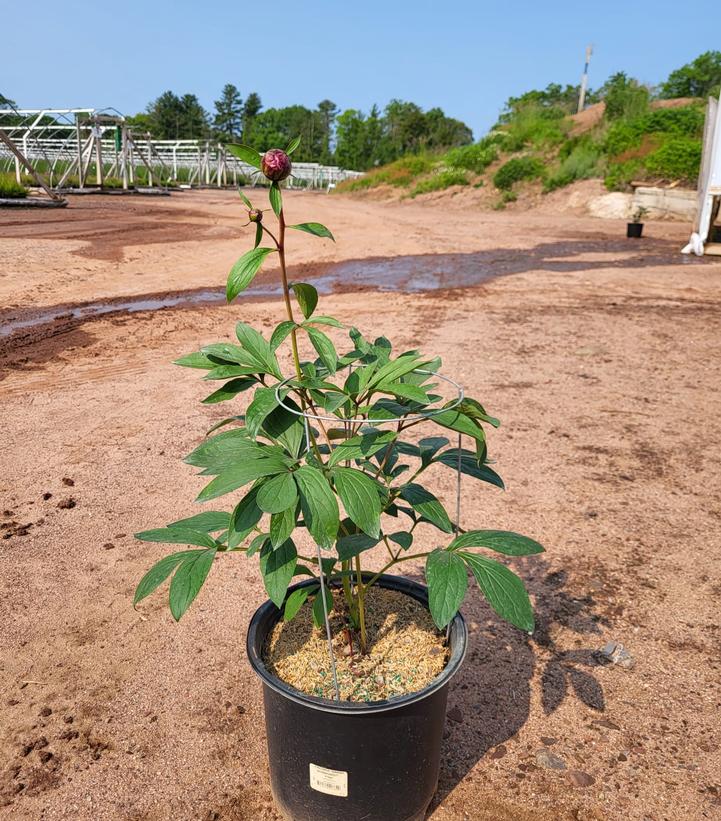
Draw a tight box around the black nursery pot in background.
[627,222,644,238]
[246,574,468,821]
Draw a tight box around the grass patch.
[0,172,28,198]
[409,169,469,197]
[336,154,437,193]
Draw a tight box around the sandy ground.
[1,190,720,821]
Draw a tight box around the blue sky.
[3,0,718,137]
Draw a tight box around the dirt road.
[1,191,720,820]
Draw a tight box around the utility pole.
[578,45,593,113]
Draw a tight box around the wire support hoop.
[273,369,465,425]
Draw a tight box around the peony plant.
[134,138,544,654]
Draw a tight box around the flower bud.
[261,149,292,182]
[248,208,263,223]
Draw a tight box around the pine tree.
[213,84,243,141]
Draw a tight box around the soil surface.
[1,190,720,820]
[265,587,448,702]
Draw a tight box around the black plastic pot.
[627,222,643,238]
[247,574,467,821]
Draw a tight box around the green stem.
[355,555,367,652]
[364,551,431,591]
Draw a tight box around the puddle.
[1,239,712,342]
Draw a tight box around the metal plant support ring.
[287,369,466,702]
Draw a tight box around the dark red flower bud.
[261,149,292,182]
[248,208,263,223]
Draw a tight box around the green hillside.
[337,52,720,205]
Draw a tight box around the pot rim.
[246,573,468,715]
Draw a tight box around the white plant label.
[309,762,348,797]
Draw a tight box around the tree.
[178,94,210,139]
[601,72,649,121]
[214,84,243,140]
[660,51,721,99]
[316,99,339,163]
[242,92,263,141]
[0,93,16,108]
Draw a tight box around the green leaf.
[202,365,260,380]
[284,586,311,620]
[167,511,230,532]
[246,533,268,557]
[235,322,282,378]
[398,483,453,533]
[425,549,468,629]
[201,377,256,404]
[312,585,334,627]
[134,550,203,605]
[458,398,500,428]
[328,430,396,467]
[238,189,253,208]
[459,552,535,632]
[227,247,275,302]
[169,548,217,621]
[336,532,379,561]
[286,135,301,155]
[257,472,298,514]
[228,486,264,548]
[288,222,335,241]
[174,351,216,369]
[306,327,338,374]
[134,527,217,549]
[262,398,306,458]
[197,458,287,502]
[304,315,343,328]
[270,503,298,548]
[449,530,544,556]
[204,416,243,436]
[368,353,428,388]
[429,409,486,448]
[270,320,297,351]
[435,449,505,489]
[227,143,261,168]
[254,221,263,249]
[245,386,281,438]
[269,182,282,217]
[294,466,340,549]
[418,436,449,465]
[200,343,256,367]
[260,540,297,608]
[389,531,413,551]
[185,429,266,473]
[376,380,430,404]
[289,282,318,319]
[333,467,382,538]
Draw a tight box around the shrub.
[0,172,28,198]
[544,141,602,191]
[501,104,567,151]
[409,169,469,197]
[493,156,545,190]
[644,137,702,182]
[604,159,642,191]
[444,140,498,174]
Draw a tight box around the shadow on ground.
[402,556,610,814]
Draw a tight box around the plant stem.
[277,210,302,380]
[355,555,368,652]
[364,551,432,591]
